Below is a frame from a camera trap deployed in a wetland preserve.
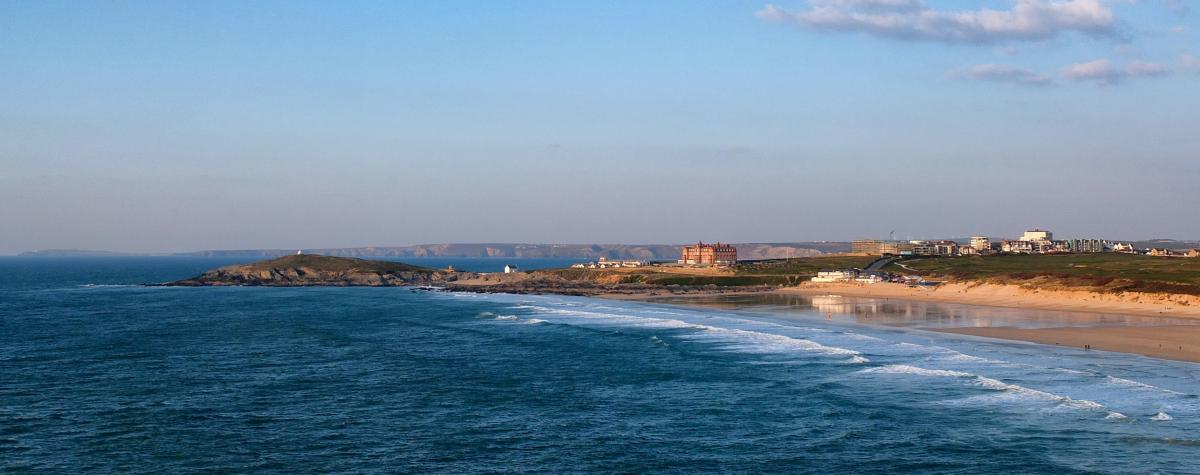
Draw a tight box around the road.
[864,256,899,273]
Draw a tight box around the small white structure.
[811,270,859,283]
[504,264,519,273]
[855,275,883,284]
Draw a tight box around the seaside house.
[1112,242,1137,254]
[504,264,519,273]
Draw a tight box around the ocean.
[2,257,1199,474]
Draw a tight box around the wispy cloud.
[951,64,1055,86]
[1062,58,1170,84]
[1181,54,1200,72]
[756,0,1117,44]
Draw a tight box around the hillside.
[537,255,878,287]
[885,254,1200,295]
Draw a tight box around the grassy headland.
[538,256,878,287]
[884,253,1200,295]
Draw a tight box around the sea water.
[2,258,1199,473]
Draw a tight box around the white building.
[812,270,859,283]
[1021,229,1053,242]
[504,264,519,273]
[1112,243,1137,254]
[855,275,883,284]
[969,236,991,252]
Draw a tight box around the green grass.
[643,275,799,286]
[538,256,875,287]
[884,253,1200,295]
[242,255,436,274]
[735,256,878,276]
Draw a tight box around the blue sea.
[3,257,1200,474]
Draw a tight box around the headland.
[168,252,1200,362]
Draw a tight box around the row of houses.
[1148,248,1200,258]
[570,257,648,269]
[854,229,1113,257]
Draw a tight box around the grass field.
[884,253,1200,295]
[539,256,877,287]
[735,256,878,275]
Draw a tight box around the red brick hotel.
[679,242,738,266]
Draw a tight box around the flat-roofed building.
[934,240,959,256]
[911,241,935,256]
[969,236,991,252]
[812,270,859,283]
[1062,239,1106,253]
[852,239,885,255]
[1021,229,1053,242]
[853,239,917,256]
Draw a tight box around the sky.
[1,0,1198,254]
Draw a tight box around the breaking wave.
[860,365,1105,411]
[515,306,865,360]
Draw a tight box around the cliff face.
[168,255,468,287]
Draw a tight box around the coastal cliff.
[168,255,467,286]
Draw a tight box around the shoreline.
[600,282,1200,363]
[934,326,1200,363]
[777,281,1200,320]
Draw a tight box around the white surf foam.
[1105,376,1186,396]
[494,315,518,321]
[522,318,547,324]
[1152,411,1173,421]
[517,305,864,359]
[860,365,1105,411]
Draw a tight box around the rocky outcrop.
[167,255,471,287]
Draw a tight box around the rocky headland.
[166,254,773,297]
[167,255,469,287]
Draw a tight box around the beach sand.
[778,282,1200,320]
[605,282,1200,363]
[936,326,1200,363]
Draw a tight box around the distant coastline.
[17,242,848,259]
[162,253,1200,363]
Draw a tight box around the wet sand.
[779,282,1200,320]
[937,326,1200,363]
[613,285,1200,364]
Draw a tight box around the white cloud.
[756,0,1117,44]
[1062,58,1170,84]
[952,64,1054,85]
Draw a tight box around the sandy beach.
[936,326,1200,363]
[602,282,1200,363]
[779,281,1200,320]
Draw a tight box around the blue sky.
[1,0,1198,253]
